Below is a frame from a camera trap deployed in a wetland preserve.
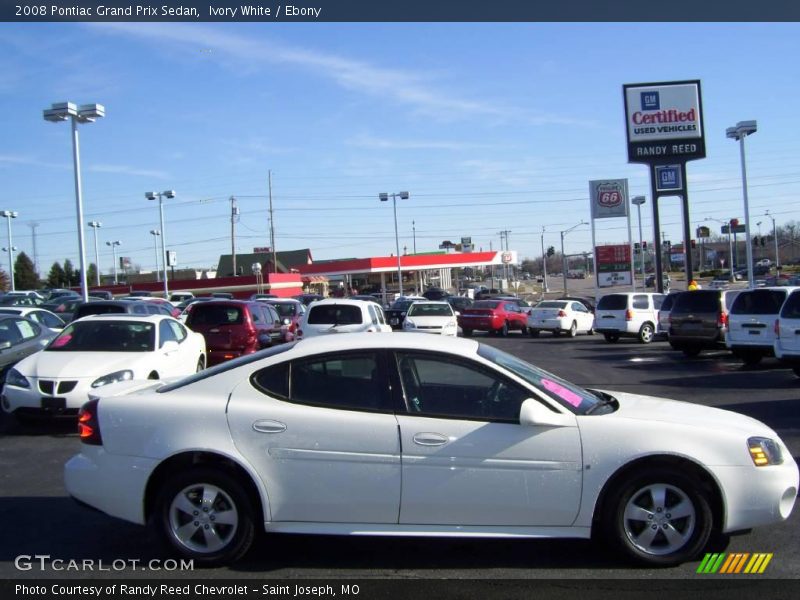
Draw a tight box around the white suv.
[595,292,665,344]
[727,287,799,366]
[297,299,393,339]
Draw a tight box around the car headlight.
[5,368,30,389]
[403,319,415,329]
[444,320,457,329]
[91,370,134,389]
[748,437,783,466]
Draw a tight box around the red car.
[457,299,529,337]
[185,300,287,366]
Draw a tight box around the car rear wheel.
[498,322,509,337]
[528,329,540,338]
[604,467,713,566]
[568,321,578,338]
[604,333,620,343]
[682,347,702,357]
[154,467,256,566]
[741,353,763,367]
[461,328,473,337]
[638,323,655,344]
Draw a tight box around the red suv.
[457,299,529,337]
[185,300,287,366]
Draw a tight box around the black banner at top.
[3,0,800,22]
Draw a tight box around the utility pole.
[541,226,549,293]
[230,196,239,276]
[268,170,277,273]
[27,222,40,278]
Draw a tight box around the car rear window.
[472,300,500,309]
[731,289,788,315]
[597,295,627,310]
[307,304,362,325]
[780,291,800,319]
[672,291,720,314]
[536,301,567,309]
[188,305,244,326]
[75,305,126,317]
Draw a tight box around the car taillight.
[625,309,633,321]
[557,310,567,318]
[718,312,728,328]
[78,399,102,446]
[296,328,303,338]
[775,319,780,337]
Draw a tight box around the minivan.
[773,289,800,376]
[727,287,799,365]
[297,299,392,339]
[668,289,741,357]
[594,293,665,343]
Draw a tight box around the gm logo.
[697,552,773,574]
[655,165,683,192]
[641,91,659,111]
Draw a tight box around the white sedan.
[63,334,796,568]
[1,314,206,419]
[401,301,458,336]
[527,300,595,337]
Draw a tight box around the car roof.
[262,298,302,304]
[73,314,170,323]
[293,331,480,355]
[308,298,377,307]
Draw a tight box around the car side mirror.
[162,340,180,353]
[519,398,576,428]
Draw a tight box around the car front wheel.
[604,468,713,566]
[638,323,655,344]
[568,321,578,338]
[154,467,256,566]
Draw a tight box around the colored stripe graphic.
[697,552,773,574]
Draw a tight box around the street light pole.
[43,102,105,302]
[87,221,102,286]
[765,211,780,270]
[379,191,410,296]
[106,240,121,284]
[146,190,176,298]
[1,211,18,291]
[727,120,757,288]
[632,196,646,286]
[540,226,548,293]
[150,230,161,282]
[561,220,586,294]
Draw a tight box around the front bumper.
[2,378,95,415]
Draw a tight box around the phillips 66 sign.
[589,179,629,219]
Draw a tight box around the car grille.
[38,380,78,395]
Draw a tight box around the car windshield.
[477,344,603,415]
[672,292,719,314]
[407,303,453,317]
[307,304,362,325]
[390,300,416,311]
[535,301,567,309]
[46,321,155,352]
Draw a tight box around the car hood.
[596,390,775,437]
[17,351,150,379]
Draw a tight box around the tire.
[153,467,256,567]
[529,329,540,338]
[520,326,529,336]
[742,353,763,367]
[638,323,655,344]
[793,366,800,378]
[603,467,713,567]
[568,321,578,338]
[553,330,561,337]
[498,322,509,337]
[462,329,473,338]
[148,371,159,380]
[682,346,702,357]
[196,356,206,372]
[604,333,620,343]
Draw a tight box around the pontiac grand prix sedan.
[64,335,797,567]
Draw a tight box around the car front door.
[394,351,582,527]
[226,350,402,523]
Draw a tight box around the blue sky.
[1,22,798,278]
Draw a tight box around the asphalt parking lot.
[1,332,798,580]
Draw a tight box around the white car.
[0,307,66,332]
[727,287,799,366]
[64,334,796,567]
[1,314,206,419]
[297,298,392,338]
[401,301,458,336]
[595,292,665,344]
[527,300,594,337]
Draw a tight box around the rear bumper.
[457,317,501,331]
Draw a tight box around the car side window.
[252,362,290,399]
[15,319,41,341]
[632,295,649,310]
[168,320,187,342]
[288,352,390,413]
[376,306,387,325]
[266,305,280,324]
[39,312,64,328]
[367,305,379,326]
[653,295,665,310]
[504,303,518,313]
[396,352,529,423]
[250,306,263,324]
[159,320,178,347]
[133,304,148,315]
[146,304,161,315]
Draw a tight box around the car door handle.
[412,432,449,446]
[252,420,287,434]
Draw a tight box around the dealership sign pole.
[623,80,706,293]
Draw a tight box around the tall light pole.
[727,120,757,288]
[145,190,176,298]
[560,220,586,294]
[150,229,161,282]
[43,101,105,302]
[87,220,102,286]
[106,240,121,284]
[765,210,780,270]
[631,196,646,286]
[706,216,736,281]
[379,191,409,296]
[1,211,18,291]
[540,226,549,293]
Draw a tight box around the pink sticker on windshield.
[50,335,71,348]
[541,378,582,407]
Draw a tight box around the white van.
[594,292,665,344]
[727,287,799,366]
[169,291,195,303]
[774,289,800,376]
[297,298,393,339]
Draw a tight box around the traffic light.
[642,241,648,249]
[690,239,696,249]
[761,236,767,247]
[752,236,759,247]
